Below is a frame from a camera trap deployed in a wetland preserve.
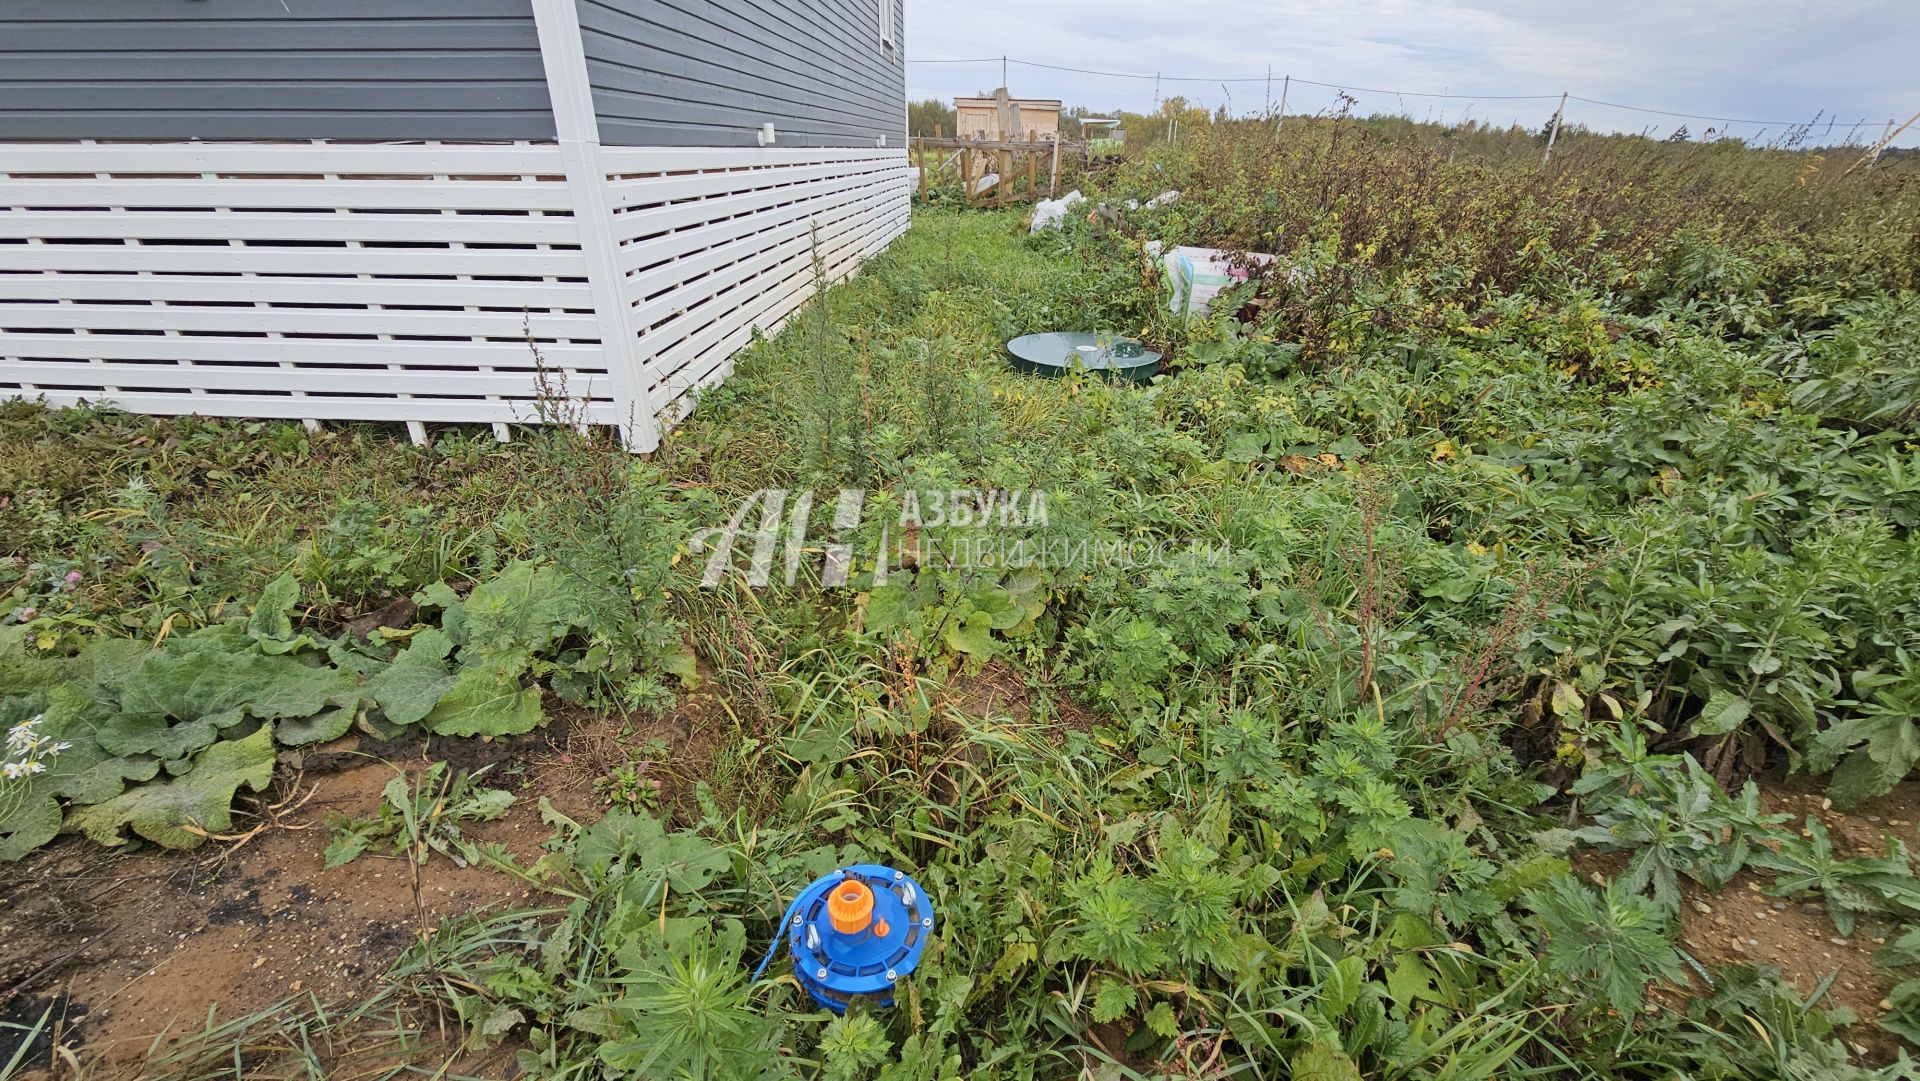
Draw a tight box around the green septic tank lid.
[1006,332,1161,383]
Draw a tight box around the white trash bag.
[1029,190,1087,233]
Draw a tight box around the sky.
[904,0,1920,148]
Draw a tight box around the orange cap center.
[826,879,875,934]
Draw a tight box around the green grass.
[8,113,1920,1079]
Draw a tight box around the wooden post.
[1543,91,1567,164]
[917,137,929,200]
[1026,141,1038,202]
[1048,135,1062,196]
[998,146,1012,205]
[1848,109,1920,173]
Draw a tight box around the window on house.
[878,0,895,49]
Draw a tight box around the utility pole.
[1276,75,1290,136]
[1001,55,1008,90]
[1542,91,1568,163]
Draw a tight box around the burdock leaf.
[25,684,159,805]
[0,792,63,863]
[97,712,221,760]
[944,609,995,657]
[367,628,458,726]
[65,725,278,850]
[275,697,360,746]
[49,752,162,806]
[420,667,543,738]
[69,637,153,698]
[462,562,577,671]
[107,649,355,755]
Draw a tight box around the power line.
[907,55,1858,126]
[1567,95,1834,128]
[913,56,1555,97]
[1027,59,1563,100]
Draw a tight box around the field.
[6,115,1920,1079]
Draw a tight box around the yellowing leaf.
[1550,681,1586,720]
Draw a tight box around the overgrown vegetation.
[7,112,1920,1078]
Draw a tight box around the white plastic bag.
[1029,190,1086,233]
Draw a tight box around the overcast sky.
[904,1,1920,147]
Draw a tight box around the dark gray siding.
[0,0,555,141]
[578,0,907,148]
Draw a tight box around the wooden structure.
[913,128,1079,207]
[954,91,1062,142]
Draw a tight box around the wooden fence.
[912,130,1084,207]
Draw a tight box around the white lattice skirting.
[0,141,911,451]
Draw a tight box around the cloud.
[906,0,1920,146]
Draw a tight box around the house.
[0,0,910,452]
[954,92,1062,142]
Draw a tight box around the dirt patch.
[0,682,743,1073]
[530,682,734,826]
[0,761,528,1071]
[941,661,1100,734]
[1683,779,1920,1060]
[1583,775,1920,1061]
[0,703,707,1073]
[943,662,1033,720]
